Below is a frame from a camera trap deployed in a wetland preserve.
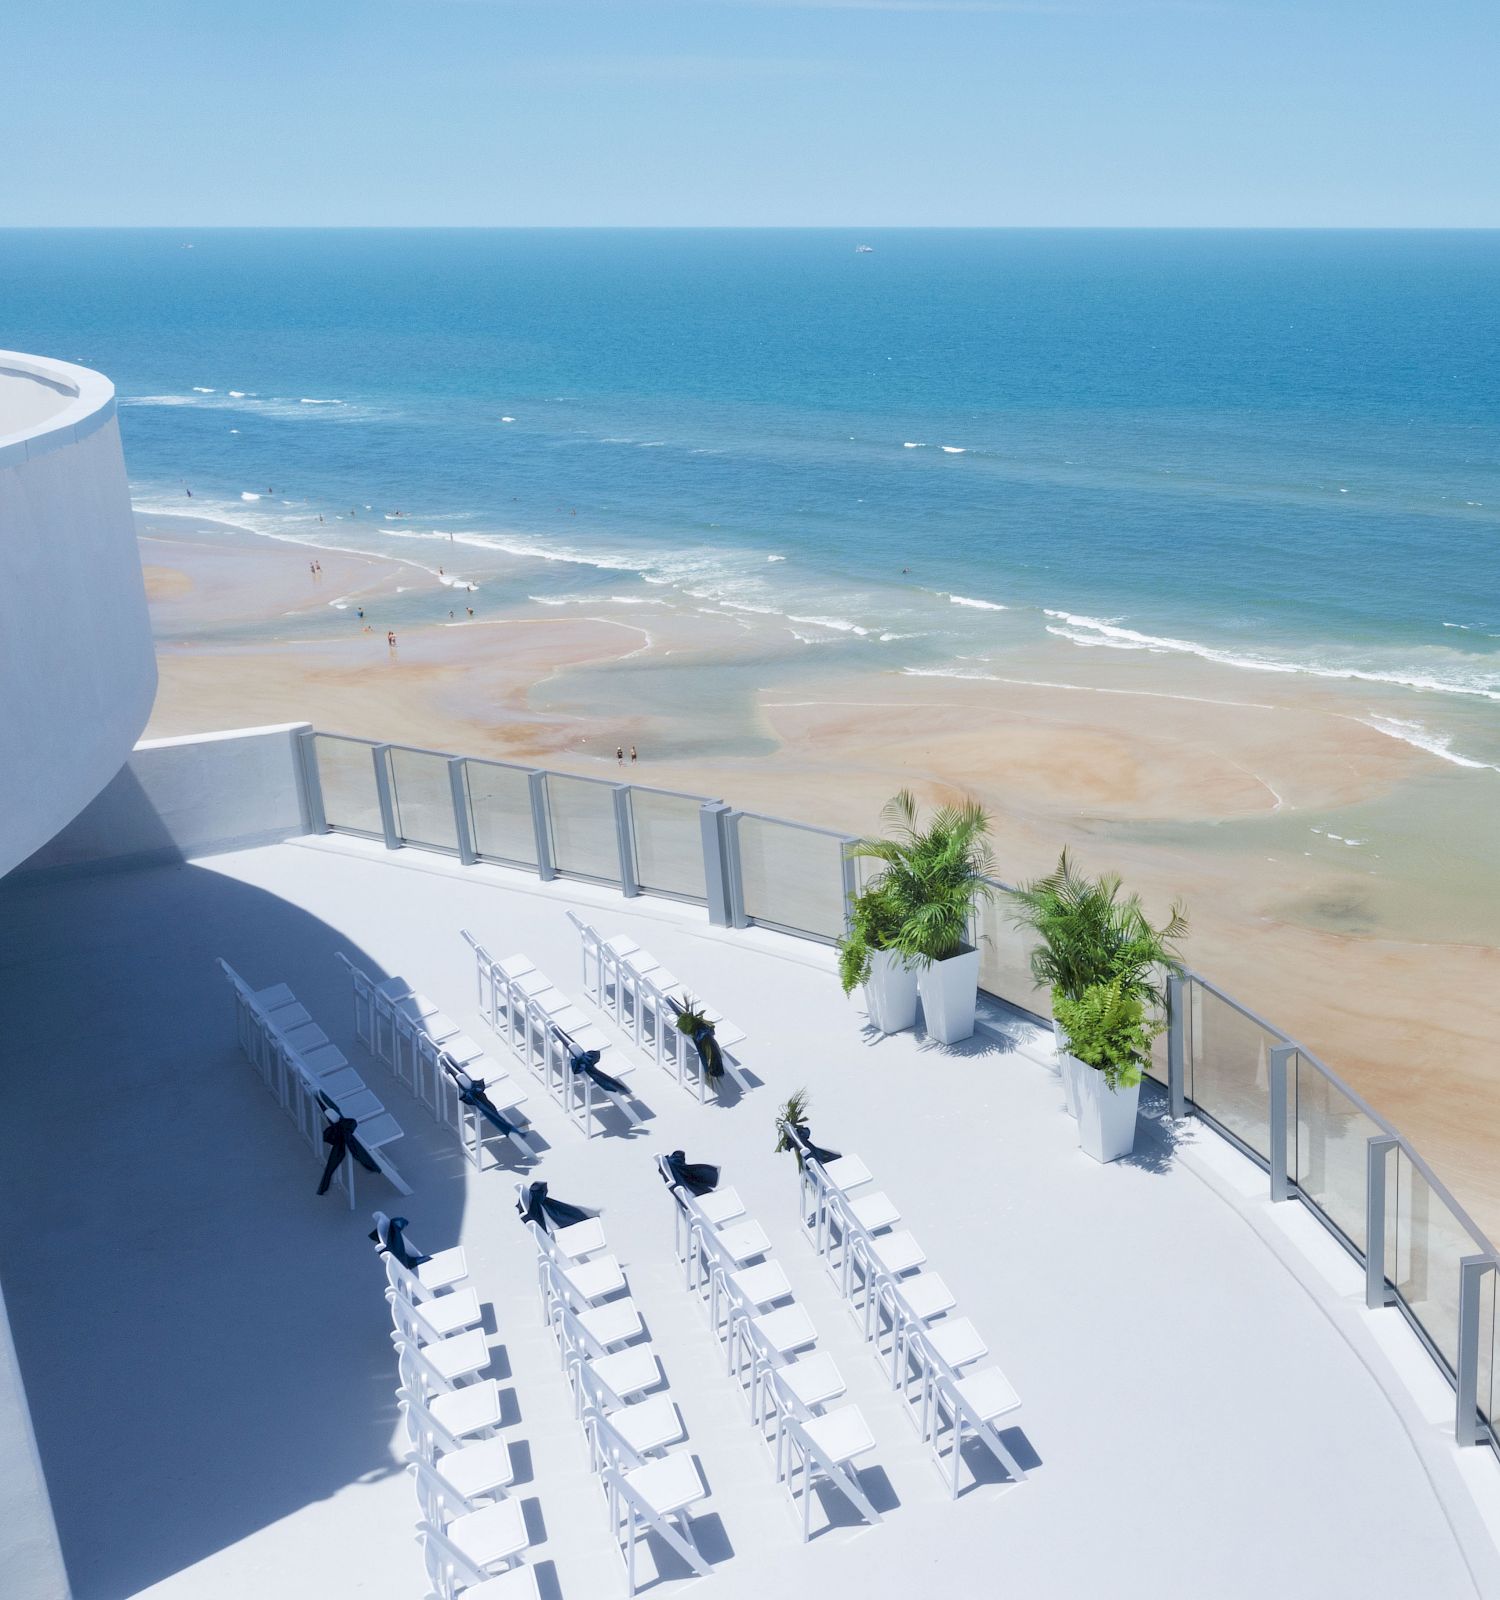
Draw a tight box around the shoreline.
[137,507,1500,1236]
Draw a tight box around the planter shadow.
[1113,1080,1190,1177]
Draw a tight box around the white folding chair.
[417,1522,540,1600]
[389,1293,491,1384]
[409,1459,530,1581]
[397,1341,503,1440]
[372,1212,468,1291]
[399,1388,517,1502]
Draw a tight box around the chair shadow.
[958,1424,1042,1493]
[812,1463,900,1533]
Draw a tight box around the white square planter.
[863,948,919,1034]
[1058,1039,1084,1119]
[917,945,980,1045]
[1075,1061,1142,1164]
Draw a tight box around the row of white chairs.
[338,954,534,1171]
[779,1127,1028,1498]
[371,1213,544,1600]
[219,960,410,1208]
[521,1194,712,1594]
[567,912,751,1101]
[656,1157,883,1541]
[462,930,644,1139]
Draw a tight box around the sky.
[2,0,1496,227]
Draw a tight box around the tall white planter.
[1059,1043,1084,1120]
[863,948,919,1035]
[1075,1063,1142,1163]
[917,945,980,1045]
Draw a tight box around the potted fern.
[1008,849,1186,1117]
[1052,977,1163,1162]
[837,877,919,1034]
[847,790,995,1045]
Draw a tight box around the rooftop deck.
[3,833,1499,1599]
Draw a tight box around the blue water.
[5,228,1499,724]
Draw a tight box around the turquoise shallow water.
[5,227,1499,761]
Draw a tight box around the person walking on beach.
[616,746,624,765]
[387,630,397,649]
[630,746,638,764]
[356,607,364,619]
[185,487,192,498]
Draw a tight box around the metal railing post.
[449,758,476,866]
[1366,1135,1399,1309]
[1268,1045,1294,1202]
[1166,974,1187,1121]
[373,744,400,850]
[722,810,749,928]
[1455,1256,1493,1446]
[527,771,556,882]
[613,786,639,898]
[297,729,327,834]
[699,801,733,927]
[840,837,859,933]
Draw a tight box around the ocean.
[4,227,1499,767]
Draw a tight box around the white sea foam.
[903,442,925,449]
[228,390,246,398]
[901,666,1001,682]
[501,416,515,423]
[946,594,1008,612]
[240,491,261,501]
[767,554,786,562]
[940,446,966,454]
[786,614,871,636]
[299,397,344,406]
[1044,610,1500,703]
[192,387,215,394]
[1359,716,1500,773]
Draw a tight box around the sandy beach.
[141,512,1500,1238]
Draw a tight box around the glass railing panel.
[630,789,708,902]
[546,774,621,884]
[312,734,383,837]
[1186,979,1278,1159]
[1390,1148,1476,1376]
[736,815,847,941]
[465,761,537,868]
[388,746,458,852]
[1291,1055,1381,1252]
[974,889,1053,1020]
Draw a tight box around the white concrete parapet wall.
[0,349,156,879]
[20,724,316,875]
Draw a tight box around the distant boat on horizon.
[855,244,874,254]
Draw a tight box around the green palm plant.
[845,789,995,968]
[837,876,912,994]
[1007,847,1187,1011]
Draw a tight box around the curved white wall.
[0,351,156,1598]
[0,351,157,878]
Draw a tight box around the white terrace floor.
[4,834,1500,1600]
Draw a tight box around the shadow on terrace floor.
[0,858,457,1599]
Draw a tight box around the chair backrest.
[397,1385,462,1456]
[387,1286,445,1346]
[408,1456,476,1523]
[416,1521,489,1599]
[396,1336,456,1398]
[582,1403,645,1473]
[382,1247,428,1304]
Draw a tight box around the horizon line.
[4,222,1500,233]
